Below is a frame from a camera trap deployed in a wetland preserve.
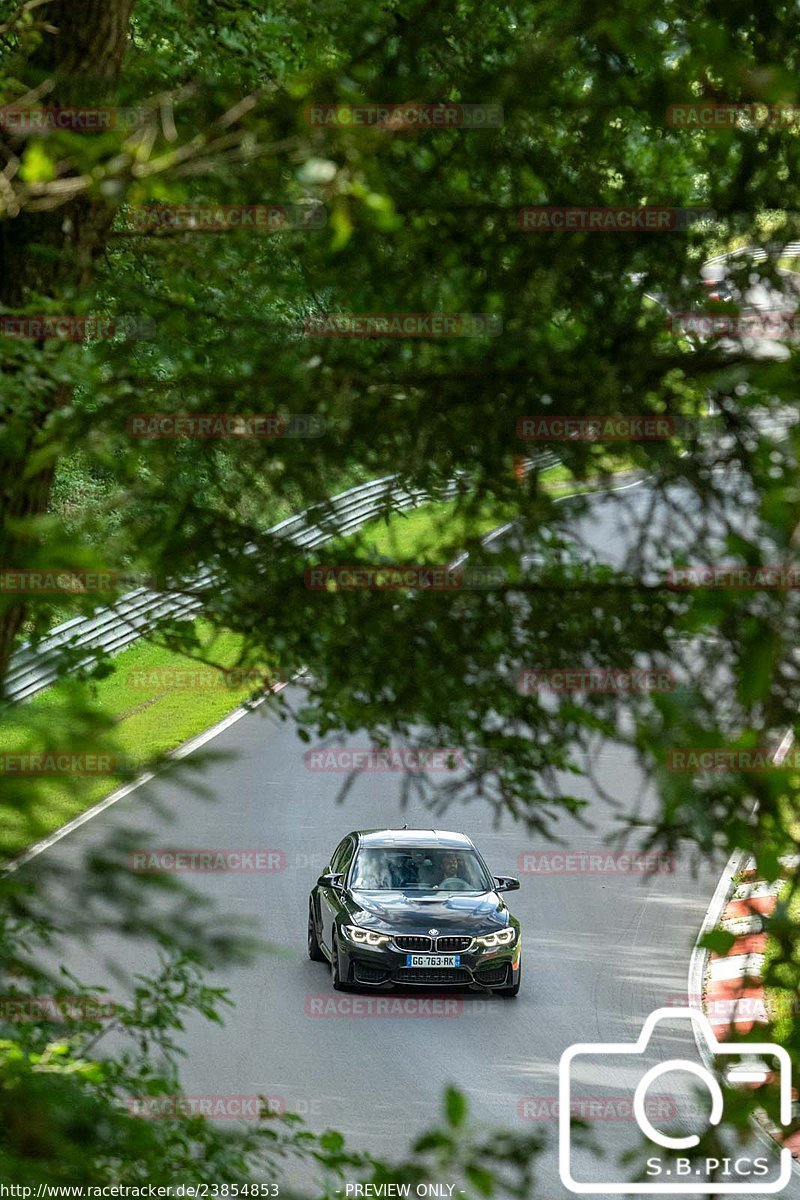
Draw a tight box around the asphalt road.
[25,478,795,1198]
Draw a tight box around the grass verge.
[0,623,278,857]
[761,879,799,1042]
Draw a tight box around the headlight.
[343,924,390,947]
[475,927,516,948]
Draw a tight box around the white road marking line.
[5,680,291,873]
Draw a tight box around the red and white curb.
[695,850,800,1158]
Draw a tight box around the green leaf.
[19,142,56,184]
[700,929,736,955]
[738,628,778,706]
[465,1164,494,1196]
[444,1086,467,1127]
[754,848,783,881]
[413,1130,454,1153]
[330,203,354,251]
[319,1129,345,1152]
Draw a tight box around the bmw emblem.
[428,928,439,936]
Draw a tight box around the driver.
[437,851,471,890]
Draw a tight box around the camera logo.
[559,1007,792,1193]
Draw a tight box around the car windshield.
[350,846,493,892]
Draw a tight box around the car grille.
[394,935,474,953]
[476,963,510,985]
[394,935,433,953]
[398,967,471,985]
[354,962,391,985]
[436,936,472,953]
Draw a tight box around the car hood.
[348,889,509,933]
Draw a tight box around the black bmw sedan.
[307,828,522,995]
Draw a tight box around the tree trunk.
[0,0,136,692]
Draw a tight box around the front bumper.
[337,935,521,991]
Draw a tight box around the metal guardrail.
[703,242,800,268]
[3,458,558,704]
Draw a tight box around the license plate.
[406,954,460,968]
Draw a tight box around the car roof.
[352,829,475,849]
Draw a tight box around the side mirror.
[318,871,345,889]
[494,875,520,892]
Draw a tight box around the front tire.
[308,900,325,962]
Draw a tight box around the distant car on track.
[702,274,734,302]
[308,828,522,995]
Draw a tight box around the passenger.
[409,849,438,888]
[353,853,389,889]
[388,852,411,888]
